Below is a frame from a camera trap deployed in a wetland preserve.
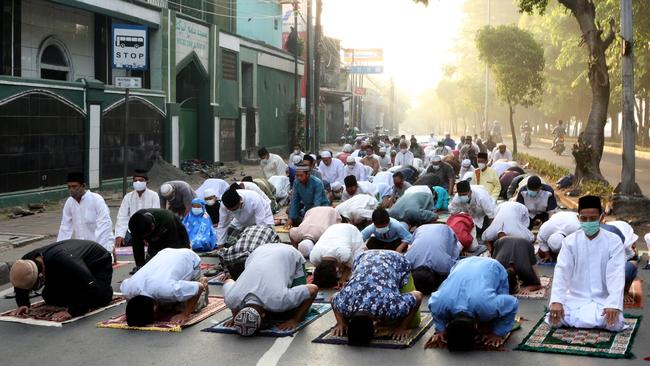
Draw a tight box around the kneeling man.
[223,244,318,336]
[547,195,626,332]
[10,240,113,321]
[121,248,208,326]
[427,257,519,351]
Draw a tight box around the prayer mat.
[200,263,216,271]
[0,295,125,327]
[197,249,220,257]
[203,303,332,337]
[96,296,227,332]
[624,279,643,309]
[115,247,133,256]
[425,319,521,351]
[435,213,451,223]
[536,261,556,267]
[460,245,489,258]
[312,312,433,349]
[275,226,291,234]
[208,273,227,286]
[515,276,551,300]
[515,313,641,359]
[112,261,133,269]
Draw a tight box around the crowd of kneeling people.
[7,134,639,351]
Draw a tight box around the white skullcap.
[379,147,387,153]
[431,155,442,163]
[320,151,332,158]
[343,144,353,153]
[160,183,174,197]
[310,154,316,160]
[203,188,216,198]
[645,233,650,246]
[346,156,356,163]
[462,159,472,167]
[298,239,315,258]
[292,155,303,164]
[330,181,343,191]
[547,233,566,252]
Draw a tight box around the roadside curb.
[538,138,650,160]
[556,192,578,211]
[0,262,9,287]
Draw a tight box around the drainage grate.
[0,233,46,247]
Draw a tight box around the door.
[180,107,198,161]
[220,118,237,162]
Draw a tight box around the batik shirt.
[332,250,417,320]
[217,226,280,267]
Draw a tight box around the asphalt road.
[511,137,650,194]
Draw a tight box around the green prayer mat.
[516,314,641,359]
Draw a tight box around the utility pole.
[483,0,490,138]
[618,0,642,195]
[390,76,395,134]
[292,1,299,148]
[305,0,313,151]
[313,0,322,151]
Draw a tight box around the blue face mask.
[375,226,390,234]
[580,221,600,236]
[191,207,203,216]
[459,195,470,204]
[527,190,539,198]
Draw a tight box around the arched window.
[38,38,72,81]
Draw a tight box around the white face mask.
[431,165,440,171]
[478,163,486,170]
[205,199,216,206]
[261,159,269,165]
[376,226,390,234]
[400,149,407,154]
[133,181,147,191]
[294,149,300,154]
[191,207,203,216]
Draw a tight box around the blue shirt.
[600,223,626,244]
[405,224,459,274]
[332,250,416,320]
[428,257,519,337]
[361,218,413,243]
[289,175,330,220]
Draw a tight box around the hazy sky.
[322,0,464,97]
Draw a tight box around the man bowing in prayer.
[547,195,627,332]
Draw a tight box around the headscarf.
[182,198,217,252]
[432,186,449,211]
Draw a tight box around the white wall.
[21,0,94,80]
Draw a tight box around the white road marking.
[256,334,297,366]
[0,287,15,297]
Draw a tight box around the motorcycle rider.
[521,121,532,147]
[551,120,566,150]
[490,120,503,143]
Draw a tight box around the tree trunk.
[562,0,616,184]
[644,96,650,146]
[509,102,518,155]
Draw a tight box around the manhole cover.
[0,233,45,247]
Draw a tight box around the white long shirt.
[537,211,581,252]
[216,190,274,244]
[448,185,496,229]
[344,163,368,182]
[550,229,626,323]
[318,158,345,185]
[120,248,201,302]
[310,223,365,267]
[57,191,115,251]
[335,194,378,225]
[491,149,513,162]
[481,201,534,242]
[114,188,160,238]
[196,178,230,199]
[341,181,377,202]
[395,150,414,167]
[239,182,271,204]
[261,153,288,180]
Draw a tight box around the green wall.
[256,65,293,150]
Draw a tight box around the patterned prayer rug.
[312,312,433,349]
[516,314,641,359]
[114,247,133,257]
[112,261,133,269]
[203,303,332,337]
[435,213,451,223]
[424,319,521,351]
[515,276,551,300]
[197,249,220,257]
[96,295,226,332]
[274,226,291,234]
[624,279,643,309]
[0,295,125,327]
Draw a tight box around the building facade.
[0,0,302,206]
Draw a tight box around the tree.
[476,25,545,154]
[518,0,616,185]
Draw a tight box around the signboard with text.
[114,77,142,89]
[112,24,148,70]
[175,18,210,71]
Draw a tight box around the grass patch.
[514,152,571,182]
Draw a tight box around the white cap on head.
[321,151,332,158]
[462,159,471,167]
[431,155,442,163]
[160,183,174,197]
[203,188,216,198]
[330,181,343,191]
[292,155,303,165]
[379,147,387,153]
[298,239,315,258]
[343,144,353,153]
[346,156,356,164]
[233,307,261,337]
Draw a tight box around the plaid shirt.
[217,225,280,267]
